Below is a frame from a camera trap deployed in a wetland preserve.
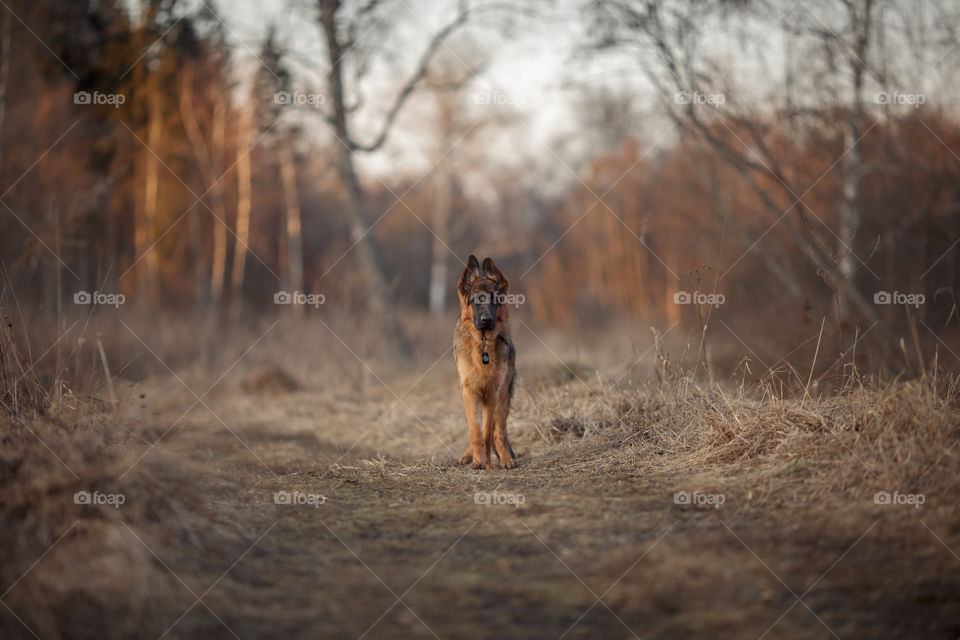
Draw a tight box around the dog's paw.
[500,457,517,470]
[470,457,492,470]
[458,446,476,466]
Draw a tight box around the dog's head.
[458,255,510,332]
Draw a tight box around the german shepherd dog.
[454,255,517,470]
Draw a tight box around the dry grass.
[521,370,959,497]
[2,312,959,639]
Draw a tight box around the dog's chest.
[455,332,510,390]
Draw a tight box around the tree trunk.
[188,206,208,308]
[209,94,228,305]
[837,0,871,328]
[231,100,254,312]
[838,118,860,322]
[429,167,450,314]
[0,9,11,188]
[278,144,304,315]
[320,0,411,357]
[138,89,162,302]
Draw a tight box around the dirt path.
[72,362,955,640]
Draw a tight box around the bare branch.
[347,1,471,152]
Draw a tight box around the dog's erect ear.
[482,257,509,294]
[458,254,482,297]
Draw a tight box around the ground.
[1,322,959,639]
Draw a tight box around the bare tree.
[429,165,452,314]
[231,99,254,308]
[138,86,162,302]
[587,0,892,338]
[424,48,487,314]
[317,0,475,356]
[820,0,875,324]
[278,142,305,311]
[179,66,231,307]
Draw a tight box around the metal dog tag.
[481,351,490,365]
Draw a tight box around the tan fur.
[453,255,517,470]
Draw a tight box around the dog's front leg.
[479,399,496,470]
[458,388,489,469]
[493,398,516,469]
